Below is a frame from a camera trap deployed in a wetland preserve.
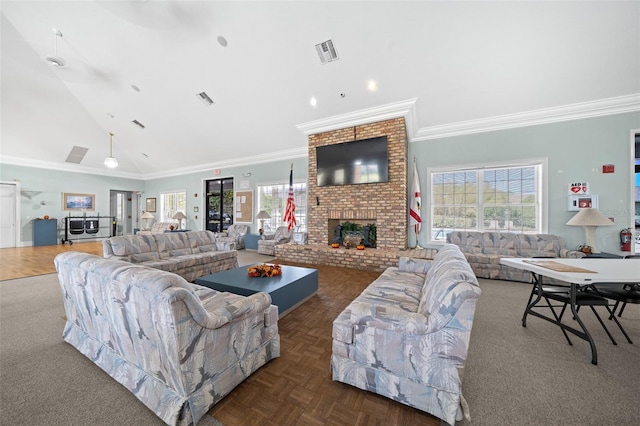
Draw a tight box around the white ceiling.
[1,1,639,180]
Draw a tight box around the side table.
[245,233,261,251]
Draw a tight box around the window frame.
[256,180,307,233]
[159,189,187,225]
[427,158,548,244]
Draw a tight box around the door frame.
[0,180,21,248]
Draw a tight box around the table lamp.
[172,211,187,230]
[566,208,614,253]
[256,210,271,235]
[141,211,154,230]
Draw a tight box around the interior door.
[0,182,19,248]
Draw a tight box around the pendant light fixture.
[45,28,66,67]
[104,132,118,168]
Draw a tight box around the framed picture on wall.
[63,193,95,211]
[146,197,157,212]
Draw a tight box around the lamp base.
[583,226,600,253]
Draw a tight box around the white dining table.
[500,257,639,364]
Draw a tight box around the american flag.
[284,164,297,230]
[409,158,422,232]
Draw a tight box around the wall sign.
[568,182,589,195]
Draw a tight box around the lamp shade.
[141,211,155,219]
[172,212,187,220]
[256,210,271,219]
[566,208,614,227]
[566,208,613,253]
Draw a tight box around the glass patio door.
[205,178,234,233]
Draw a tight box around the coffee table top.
[197,263,318,293]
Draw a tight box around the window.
[160,190,187,224]
[257,182,307,232]
[430,160,544,241]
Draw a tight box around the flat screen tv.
[316,136,389,187]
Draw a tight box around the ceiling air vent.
[197,91,214,106]
[132,120,145,129]
[315,39,339,64]
[65,146,88,164]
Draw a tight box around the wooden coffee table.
[195,264,318,318]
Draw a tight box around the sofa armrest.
[216,241,235,251]
[560,249,586,258]
[180,290,273,329]
[332,302,432,343]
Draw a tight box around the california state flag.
[409,159,422,231]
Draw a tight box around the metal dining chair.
[540,287,631,346]
[591,255,640,318]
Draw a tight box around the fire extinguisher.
[620,228,632,252]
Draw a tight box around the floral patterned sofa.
[446,231,585,282]
[103,230,237,282]
[331,244,481,425]
[54,252,280,426]
[216,224,249,250]
[137,222,174,235]
[257,226,293,255]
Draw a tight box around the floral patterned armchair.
[257,226,292,255]
[216,224,249,249]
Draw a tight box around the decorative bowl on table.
[247,263,282,277]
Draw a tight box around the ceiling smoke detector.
[315,39,339,64]
[45,28,66,67]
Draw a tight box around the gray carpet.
[460,279,640,426]
[1,255,638,425]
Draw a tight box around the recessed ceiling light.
[367,80,378,92]
[310,97,317,107]
[217,36,228,47]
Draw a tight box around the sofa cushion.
[446,231,483,254]
[109,235,158,256]
[130,252,161,263]
[482,232,518,256]
[398,257,432,274]
[186,230,217,249]
[155,233,192,258]
[518,234,561,257]
[356,267,424,313]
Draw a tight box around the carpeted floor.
[459,278,640,426]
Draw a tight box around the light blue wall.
[408,112,640,252]
[143,157,309,233]
[3,112,637,250]
[0,164,144,244]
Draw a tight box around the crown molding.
[0,156,142,180]
[297,98,418,137]
[140,146,308,180]
[1,147,308,181]
[413,93,640,141]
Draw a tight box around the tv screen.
[316,136,389,187]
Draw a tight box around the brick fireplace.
[307,117,410,250]
[274,117,437,271]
